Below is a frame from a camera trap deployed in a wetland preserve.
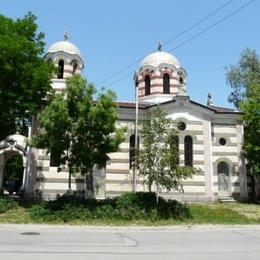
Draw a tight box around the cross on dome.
[158,42,162,52]
[64,31,68,41]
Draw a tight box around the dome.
[140,51,181,68]
[47,40,82,57]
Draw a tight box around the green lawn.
[187,202,260,224]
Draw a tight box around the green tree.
[0,12,54,140]
[226,48,260,195]
[240,87,260,196]
[30,74,126,194]
[225,48,260,110]
[241,96,260,176]
[136,106,198,201]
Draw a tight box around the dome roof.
[140,51,180,68]
[47,40,82,57]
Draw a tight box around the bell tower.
[44,32,84,93]
[134,46,187,103]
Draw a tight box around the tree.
[30,74,126,194]
[241,97,260,176]
[136,106,198,201]
[226,48,260,196]
[225,48,260,110]
[0,12,54,140]
[240,86,260,196]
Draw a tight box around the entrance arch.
[0,133,27,195]
[217,161,230,196]
[4,154,24,194]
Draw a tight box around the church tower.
[134,46,187,103]
[44,32,84,93]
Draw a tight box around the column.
[203,115,214,197]
[236,124,248,199]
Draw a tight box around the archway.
[217,161,230,196]
[4,154,24,195]
[0,133,27,195]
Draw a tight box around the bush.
[28,192,191,222]
[29,196,93,222]
[157,198,192,220]
[114,192,191,220]
[0,197,18,214]
[114,192,157,220]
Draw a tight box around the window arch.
[50,147,59,167]
[217,161,229,194]
[129,134,139,169]
[163,73,170,94]
[145,75,151,95]
[184,135,193,166]
[73,63,78,75]
[179,77,183,84]
[58,59,64,79]
[218,161,229,174]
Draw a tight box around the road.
[0,224,259,260]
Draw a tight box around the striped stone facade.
[102,97,247,202]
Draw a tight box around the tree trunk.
[86,169,94,199]
[68,169,72,194]
[254,175,260,198]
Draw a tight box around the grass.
[0,198,259,226]
[187,202,260,224]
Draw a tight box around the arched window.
[73,63,78,75]
[145,75,151,95]
[179,77,183,84]
[50,147,59,167]
[184,135,193,166]
[217,161,229,194]
[218,161,229,174]
[58,59,64,79]
[129,134,139,169]
[163,73,170,94]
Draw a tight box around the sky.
[1,0,259,108]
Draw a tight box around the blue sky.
[1,0,259,108]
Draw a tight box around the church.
[0,35,250,201]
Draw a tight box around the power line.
[163,0,234,48]
[100,0,255,88]
[106,71,134,88]
[168,0,255,53]
[96,0,234,87]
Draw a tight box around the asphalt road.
[0,224,259,260]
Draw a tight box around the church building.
[0,35,250,201]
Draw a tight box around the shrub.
[157,199,191,220]
[29,196,93,222]
[93,204,117,220]
[0,197,18,214]
[28,192,192,222]
[114,192,157,220]
[29,202,55,221]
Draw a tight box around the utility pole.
[133,81,139,192]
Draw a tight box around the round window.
[178,122,186,131]
[219,138,227,146]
